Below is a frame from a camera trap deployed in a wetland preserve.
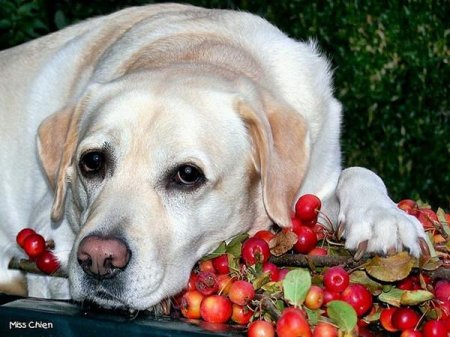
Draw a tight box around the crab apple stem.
[254,294,281,320]
[45,240,55,250]
[415,308,428,331]
[8,258,67,278]
[317,210,335,230]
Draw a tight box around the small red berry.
[253,230,275,244]
[323,266,350,293]
[241,237,270,266]
[212,254,229,275]
[295,194,321,223]
[228,280,255,306]
[392,307,420,331]
[293,226,317,254]
[36,250,60,274]
[262,262,280,282]
[422,319,447,337]
[16,228,36,248]
[195,271,219,296]
[380,307,399,332]
[341,284,373,317]
[23,233,46,259]
[247,320,275,337]
[200,295,232,323]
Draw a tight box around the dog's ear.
[37,105,80,222]
[236,93,310,228]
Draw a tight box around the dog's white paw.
[336,167,429,258]
[338,203,428,257]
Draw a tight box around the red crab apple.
[380,307,399,332]
[262,262,279,282]
[200,295,232,323]
[241,237,270,266]
[16,228,36,248]
[23,233,46,259]
[36,250,60,274]
[308,247,328,256]
[231,304,253,325]
[186,272,198,291]
[228,280,255,306]
[323,289,342,305]
[217,274,233,295]
[247,320,275,337]
[276,307,311,337]
[422,319,448,337]
[418,209,438,229]
[392,307,420,331]
[341,284,373,317]
[293,226,317,254]
[400,329,423,337]
[398,275,421,291]
[397,199,420,217]
[312,322,338,337]
[253,230,275,244]
[434,280,450,302]
[212,254,229,275]
[305,285,324,310]
[180,290,204,319]
[277,268,290,281]
[198,259,216,273]
[295,194,321,223]
[195,271,219,296]
[323,266,350,293]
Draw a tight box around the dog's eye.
[79,151,105,177]
[175,165,204,186]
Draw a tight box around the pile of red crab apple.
[14,195,450,336]
[171,195,450,337]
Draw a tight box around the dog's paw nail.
[418,237,431,257]
[354,240,368,261]
[337,221,345,240]
[387,247,397,256]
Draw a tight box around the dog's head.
[37,69,309,309]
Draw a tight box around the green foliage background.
[1,0,448,208]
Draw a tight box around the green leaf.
[365,252,415,282]
[420,256,442,271]
[252,273,270,290]
[227,254,241,274]
[54,10,68,29]
[350,270,384,294]
[17,2,38,16]
[201,241,226,260]
[304,307,321,326]
[437,208,450,236]
[261,281,283,294]
[378,287,405,307]
[0,19,11,29]
[400,290,434,305]
[326,300,357,332]
[282,269,311,306]
[226,233,248,258]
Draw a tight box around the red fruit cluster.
[290,194,325,255]
[177,253,257,325]
[397,199,450,253]
[16,228,60,274]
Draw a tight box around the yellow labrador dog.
[0,4,428,309]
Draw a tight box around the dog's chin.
[78,291,167,313]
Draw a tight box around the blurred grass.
[1,0,448,208]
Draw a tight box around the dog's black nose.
[77,235,130,280]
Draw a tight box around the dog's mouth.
[79,289,170,317]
